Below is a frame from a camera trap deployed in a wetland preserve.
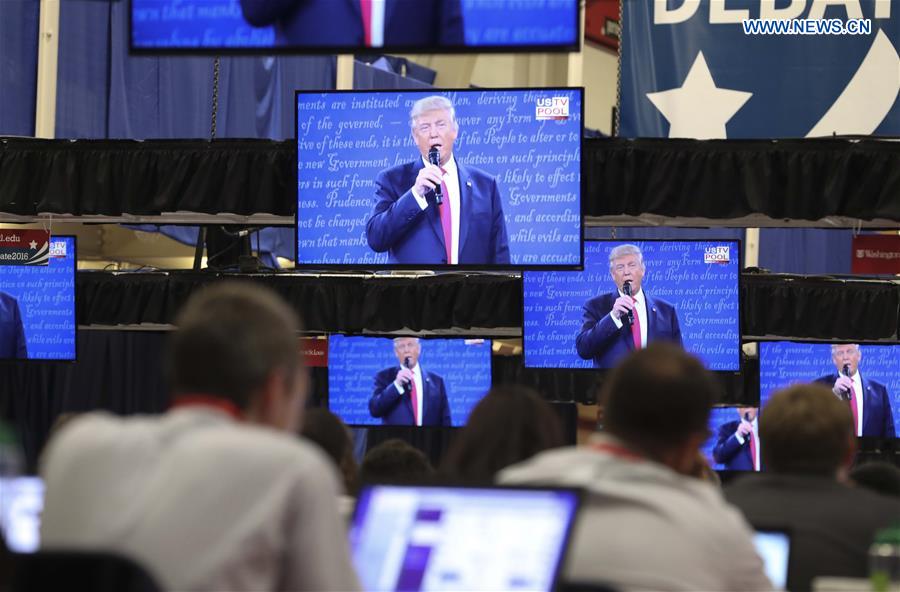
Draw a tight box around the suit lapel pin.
[466,180,472,188]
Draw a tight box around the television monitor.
[0,236,76,361]
[759,341,899,439]
[327,335,492,428]
[295,87,583,270]
[702,406,762,473]
[349,484,580,592]
[753,530,791,591]
[0,476,44,553]
[130,0,579,54]
[523,239,741,371]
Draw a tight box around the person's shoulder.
[814,372,837,383]
[863,376,888,391]
[717,419,739,433]
[584,292,616,310]
[424,369,444,383]
[375,366,397,379]
[498,446,596,486]
[646,294,677,311]
[378,160,419,181]
[213,422,336,474]
[41,412,152,469]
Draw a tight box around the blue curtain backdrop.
[0,0,39,136]
[53,0,337,264]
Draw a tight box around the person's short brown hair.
[760,384,853,475]
[440,385,565,483]
[166,282,301,410]
[600,343,718,458]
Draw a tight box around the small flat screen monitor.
[130,0,579,53]
[702,406,762,473]
[759,341,899,439]
[296,88,583,270]
[0,476,44,553]
[753,530,791,591]
[523,239,741,371]
[328,335,492,428]
[349,484,580,592]
[0,236,76,361]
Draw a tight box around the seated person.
[725,384,900,592]
[501,344,773,591]
[39,283,360,591]
[358,439,433,486]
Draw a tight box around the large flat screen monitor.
[328,335,492,428]
[523,239,741,371]
[130,0,579,53]
[0,236,76,361]
[759,341,898,439]
[296,88,583,270]
[349,484,580,592]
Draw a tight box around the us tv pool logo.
[704,245,731,264]
[536,97,569,121]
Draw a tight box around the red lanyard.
[170,394,243,421]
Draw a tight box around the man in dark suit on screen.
[713,407,760,471]
[576,244,682,368]
[815,344,895,439]
[0,290,27,359]
[365,95,510,266]
[369,337,451,427]
[240,0,464,49]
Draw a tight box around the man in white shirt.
[366,95,510,265]
[39,283,360,592]
[576,243,683,368]
[815,343,895,438]
[368,337,451,426]
[500,343,774,592]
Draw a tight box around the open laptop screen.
[753,530,791,591]
[0,476,44,553]
[349,485,580,592]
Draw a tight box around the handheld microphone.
[743,411,751,422]
[840,364,852,400]
[622,280,635,326]
[427,146,443,205]
[402,356,413,387]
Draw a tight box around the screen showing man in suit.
[366,95,510,266]
[131,0,578,52]
[0,290,27,359]
[575,244,683,369]
[295,88,582,269]
[712,407,761,472]
[816,344,895,439]
[240,0,464,49]
[369,337,451,427]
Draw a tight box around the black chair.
[9,550,161,592]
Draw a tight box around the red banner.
[0,230,51,266]
[300,338,328,367]
[851,235,900,274]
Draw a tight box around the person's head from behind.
[848,462,900,498]
[600,343,718,475]
[359,439,433,486]
[301,408,358,494]
[442,385,565,483]
[167,282,307,432]
[760,384,855,477]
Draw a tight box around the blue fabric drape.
[54,0,336,264]
[0,0,39,136]
[757,228,854,275]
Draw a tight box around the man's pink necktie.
[631,298,641,349]
[749,432,758,470]
[438,168,452,263]
[360,0,373,47]
[410,377,419,426]
[849,383,859,436]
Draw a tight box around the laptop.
[349,484,581,592]
[753,529,791,590]
[0,476,44,553]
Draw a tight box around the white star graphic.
[29,240,37,250]
[646,52,753,139]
